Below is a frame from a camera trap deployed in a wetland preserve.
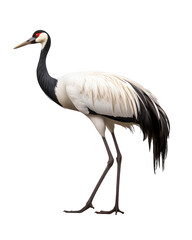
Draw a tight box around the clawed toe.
[64,202,94,213]
[95,207,124,215]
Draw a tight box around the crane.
[14,30,170,214]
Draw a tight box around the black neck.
[36,37,61,106]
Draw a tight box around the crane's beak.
[14,37,36,49]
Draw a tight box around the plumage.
[57,72,140,117]
[14,30,170,215]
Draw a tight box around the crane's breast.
[55,77,77,111]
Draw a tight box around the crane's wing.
[64,72,150,119]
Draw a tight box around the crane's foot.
[95,206,124,215]
[64,202,94,213]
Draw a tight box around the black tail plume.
[130,84,170,172]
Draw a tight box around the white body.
[55,71,159,136]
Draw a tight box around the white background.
[1,0,192,239]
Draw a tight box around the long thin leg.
[96,132,124,214]
[64,136,114,213]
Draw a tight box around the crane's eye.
[35,33,41,38]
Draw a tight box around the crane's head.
[14,30,49,50]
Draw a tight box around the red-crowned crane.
[14,30,170,215]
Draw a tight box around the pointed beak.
[14,37,36,49]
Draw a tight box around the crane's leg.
[64,136,114,213]
[96,132,124,214]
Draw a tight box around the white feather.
[55,72,142,118]
[35,33,48,49]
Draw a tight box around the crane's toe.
[95,207,124,215]
[64,202,94,213]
